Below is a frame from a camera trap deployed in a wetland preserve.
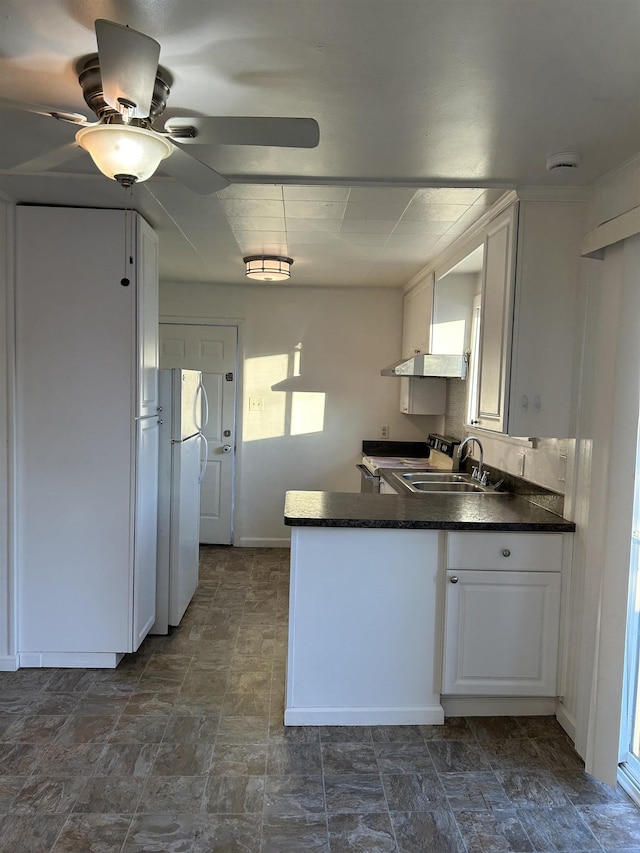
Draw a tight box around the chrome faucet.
[458,436,484,482]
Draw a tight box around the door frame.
[159,314,244,547]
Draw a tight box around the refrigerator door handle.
[196,380,209,432]
[198,432,209,484]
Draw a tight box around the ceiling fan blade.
[0,95,88,125]
[162,144,230,195]
[11,142,82,174]
[95,19,160,119]
[165,117,320,148]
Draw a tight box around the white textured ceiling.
[0,0,638,287]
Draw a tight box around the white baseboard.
[441,696,557,717]
[0,655,18,671]
[284,704,445,726]
[555,700,577,741]
[238,537,291,548]
[18,652,124,669]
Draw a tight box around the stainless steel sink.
[410,481,490,492]
[384,469,508,495]
[400,472,469,483]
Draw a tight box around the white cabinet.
[400,376,446,415]
[402,276,433,357]
[475,206,517,433]
[286,527,444,725]
[442,532,563,696]
[399,274,446,415]
[132,415,160,648]
[474,196,585,437]
[379,478,399,494]
[137,221,160,418]
[15,206,159,667]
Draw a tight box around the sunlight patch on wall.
[291,391,326,436]
[244,354,288,441]
[431,319,467,355]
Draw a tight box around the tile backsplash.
[441,379,570,495]
[444,379,468,439]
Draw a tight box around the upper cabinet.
[474,195,585,438]
[400,275,446,415]
[137,218,160,418]
[474,205,517,433]
[402,276,433,358]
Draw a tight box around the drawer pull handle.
[450,576,459,584]
[502,549,511,558]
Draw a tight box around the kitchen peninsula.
[283,490,575,726]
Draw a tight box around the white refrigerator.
[152,368,208,634]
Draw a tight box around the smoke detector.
[546,151,581,172]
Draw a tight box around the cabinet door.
[137,216,159,418]
[132,416,159,651]
[16,207,134,654]
[379,479,398,494]
[402,278,433,358]
[507,201,583,438]
[442,569,561,696]
[476,204,518,433]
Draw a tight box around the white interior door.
[159,324,237,544]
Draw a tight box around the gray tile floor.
[0,546,639,852]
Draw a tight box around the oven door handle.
[356,463,377,480]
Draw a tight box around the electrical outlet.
[380,425,389,439]
[249,396,264,412]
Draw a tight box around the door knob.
[222,444,232,453]
[450,576,459,584]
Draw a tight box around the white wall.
[160,281,441,546]
[561,152,640,783]
[431,272,477,355]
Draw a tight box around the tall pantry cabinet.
[15,206,159,667]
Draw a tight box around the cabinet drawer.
[446,532,563,571]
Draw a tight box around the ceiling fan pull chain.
[121,189,134,287]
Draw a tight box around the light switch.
[249,396,264,412]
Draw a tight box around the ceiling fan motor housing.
[78,54,172,123]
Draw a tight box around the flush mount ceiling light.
[75,124,173,188]
[243,256,293,282]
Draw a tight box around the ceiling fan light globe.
[75,124,172,184]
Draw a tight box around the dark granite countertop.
[284,490,575,531]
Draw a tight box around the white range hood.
[381,353,468,379]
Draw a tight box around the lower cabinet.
[442,532,563,696]
[286,527,444,725]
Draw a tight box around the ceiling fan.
[1,19,320,194]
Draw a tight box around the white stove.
[358,454,435,493]
[358,433,462,493]
[361,455,433,476]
